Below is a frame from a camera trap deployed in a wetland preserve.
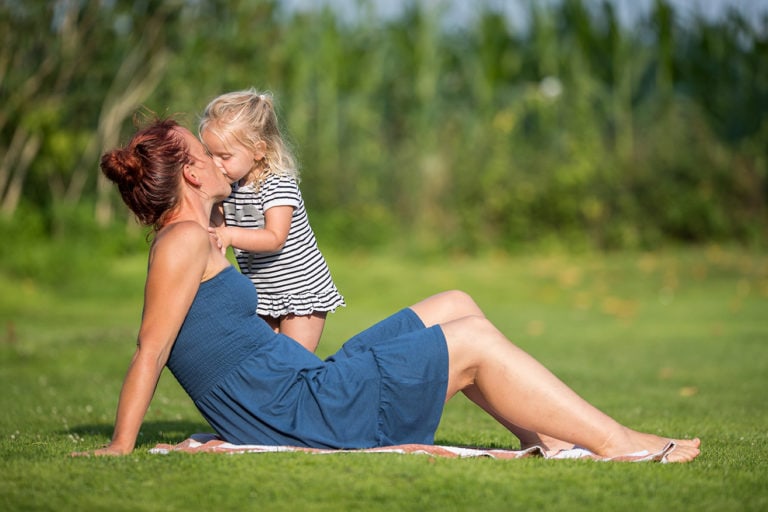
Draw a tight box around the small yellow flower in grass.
[600,296,638,321]
[658,367,674,379]
[679,386,698,397]
[526,320,545,337]
[572,291,592,311]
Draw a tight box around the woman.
[76,119,700,462]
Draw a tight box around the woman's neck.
[164,194,215,229]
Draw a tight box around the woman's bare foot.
[520,433,576,457]
[597,429,701,463]
[659,440,701,463]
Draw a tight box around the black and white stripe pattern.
[222,176,345,317]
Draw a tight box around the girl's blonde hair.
[199,88,299,187]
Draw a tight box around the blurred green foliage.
[1,0,766,266]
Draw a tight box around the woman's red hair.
[101,119,190,231]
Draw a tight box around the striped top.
[222,175,345,317]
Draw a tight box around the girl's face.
[177,128,232,201]
[201,130,262,184]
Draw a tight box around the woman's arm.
[75,222,210,456]
[212,205,293,253]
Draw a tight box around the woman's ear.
[182,163,201,186]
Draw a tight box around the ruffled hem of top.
[257,289,346,317]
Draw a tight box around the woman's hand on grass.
[71,444,131,457]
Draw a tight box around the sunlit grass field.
[1,246,766,511]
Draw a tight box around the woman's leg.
[411,300,700,462]
[409,290,485,327]
[411,291,577,454]
[462,385,577,455]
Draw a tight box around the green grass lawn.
[1,246,766,511]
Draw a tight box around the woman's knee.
[440,290,484,319]
[443,315,501,390]
[411,289,480,326]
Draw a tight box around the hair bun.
[100,146,143,188]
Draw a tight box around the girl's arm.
[210,202,225,228]
[75,222,209,456]
[212,205,293,253]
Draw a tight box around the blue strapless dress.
[166,266,448,448]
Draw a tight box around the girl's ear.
[253,140,267,161]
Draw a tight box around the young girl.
[200,89,345,352]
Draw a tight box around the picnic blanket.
[150,433,677,462]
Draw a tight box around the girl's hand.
[208,227,227,255]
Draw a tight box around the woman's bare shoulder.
[150,221,210,263]
[157,221,208,243]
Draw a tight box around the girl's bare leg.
[262,315,281,334]
[276,312,327,352]
[411,296,700,462]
